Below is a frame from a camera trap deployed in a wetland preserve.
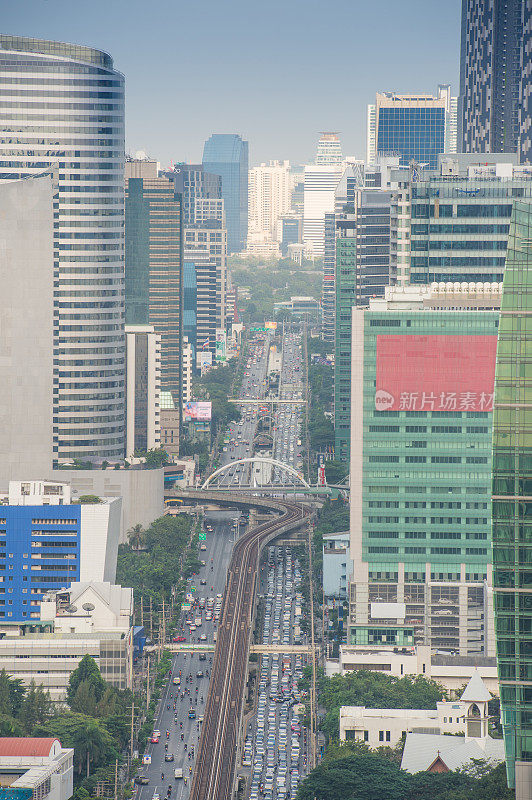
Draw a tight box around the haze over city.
[2,0,461,164]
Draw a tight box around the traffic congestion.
[243,546,309,800]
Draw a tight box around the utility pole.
[140,595,143,629]
[114,758,118,800]
[162,598,166,647]
[146,656,151,707]
[130,700,135,763]
[149,596,153,640]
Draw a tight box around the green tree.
[297,753,410,800]
[77,495,102,505]
[127,523,145,551]
[67,655,106,707]
[70,680,98,717]
[0,669,25,716]
[36,711,116,777]
[18,680,51,732]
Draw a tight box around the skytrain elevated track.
[188,498,310,800]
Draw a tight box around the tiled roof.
[0,739,58,757]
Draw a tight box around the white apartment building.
[182,336,193,405]
[248,160,292,241]
[303,133,345,258]
[0,738,73,800]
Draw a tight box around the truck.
[174,768,183,780]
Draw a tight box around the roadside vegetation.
[229,255,322,322]
[117,513,201,631]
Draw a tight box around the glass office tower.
[493,200,532,794]
[0,36,126,463]
[459,0,527,159]
[202,134,248,253]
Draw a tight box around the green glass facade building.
[349,307,498,656]
[493,201,532,793]
[125,162,183,404]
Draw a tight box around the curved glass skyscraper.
[0,35,125,463]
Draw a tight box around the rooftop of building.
[0,35,114,70]
[0,740,59,759]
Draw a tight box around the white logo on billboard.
[375,390,394,410]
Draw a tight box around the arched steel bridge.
[201,457,310,489]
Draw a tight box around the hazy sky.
[3,0,461,168]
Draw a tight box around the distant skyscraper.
[0,35,126,464]
[125,159,182,404]
[303,134,345,258]
[166,165,221,227]
[367,86,456,168]
[459,0,529,159]
[315,132,343,165]
[202,134,249,253]
[248,160,292,241]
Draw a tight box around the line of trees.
[296,741,513,800]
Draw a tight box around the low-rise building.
[329,644,499,695]
[0,583,133,702]
[401,673,505,773]
[323,531,351,599]
[0,738,73,800]
[340,698,468,747]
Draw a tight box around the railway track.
[189,500,308,800]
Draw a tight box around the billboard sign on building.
[375,335,497,412]
[215,329,227,362]
[265,321,277,330]
[183,401,212,422]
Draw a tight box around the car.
[200,544,207,551]
[200,579,207,585]
[164,753,174,762]
[188,708,196,719]
[172,636,186,642]
[199,652,207,661]
[150,734,160,743]
[135,776,150,785]
[199,633,207,641]
[196,670,204,678]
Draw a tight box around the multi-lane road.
[136,329,311,800]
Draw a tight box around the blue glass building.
[202,134,248,253]
[376,102,446,169]
[0,505,81,622]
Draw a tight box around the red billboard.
[375,335,497,412]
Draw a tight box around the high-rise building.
[315,132,343,165]
[367,86,457,169]
[0,174,54,480]
[459,0,529,161]
[492,200,532,794]
[202,134,249,253]
[334,188,394,462]
[0,36,126,464]
[408,155,532,285]
[349,298,499,657]
[184,226,226,348]
[248,160,292,241]
[303,134,345,258]
[125,158,182,404]
[164,165,221,227]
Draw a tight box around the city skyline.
[2,0,461,166]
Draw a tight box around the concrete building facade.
[0,174,54,482]
[248,160,292,242]
[125,325,161,458]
